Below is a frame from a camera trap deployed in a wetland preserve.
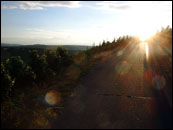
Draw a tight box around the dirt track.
[51,42,172,129]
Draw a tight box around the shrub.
[1,63,15,101]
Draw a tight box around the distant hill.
[1,43,92,51]
[1,43,21,47]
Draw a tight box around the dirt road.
[51,42,172,129]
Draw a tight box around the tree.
[1,63,15,101]
[106,41,110,44]
[5,56,36,87]
[20,65,36,85]
[102,40,106,46]
[56,47,72,67]
[5,56,25,79]
[44,49,58,73]
[29,50,48,83]
[112,38,116,44]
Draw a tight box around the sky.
[1,1,172,45]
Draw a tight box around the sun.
[127,4,159,42]
[139,33,151,41]
[138,29,155,41]
[135,23,156,41]
[128,19,157,42]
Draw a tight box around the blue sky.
[1,1,172,45]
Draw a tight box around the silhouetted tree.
[102,40,106,46]
[56,47,72,67]
[1,63,15,102]
[45,49,57,70]
[29,50,47,83]
[5,56,36,87]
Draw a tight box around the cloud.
[95,1,172,13]
[96,1,132,11]
[2,1,81,10]
[108,5,130,10]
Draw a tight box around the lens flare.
[45,90,61,106]
[115,61,131,75]
[145,42,149,60]
[116,50,123,56]
[152,75,166,90]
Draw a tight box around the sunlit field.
[1,1,172,129]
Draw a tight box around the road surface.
[51,41,172,129]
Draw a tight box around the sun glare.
[145,42,149,60]
[138,31,156,41]
[139,34,149,41]
[140,41,149,60]
[129,6,158,42]
[138,29,155,41]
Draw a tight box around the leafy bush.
[29,50,47,83]
[1,63,15,101]
[56,47,73,67]
[5,56,36,88]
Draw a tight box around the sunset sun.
[138,32,153,41]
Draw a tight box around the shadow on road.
[143,44,172,128]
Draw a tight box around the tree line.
[1,47,72,102]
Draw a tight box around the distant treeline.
[1,45,92,63]
[1,44,92,50]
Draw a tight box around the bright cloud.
[95,1,172,13]
[96,1,131,11]
[2,1,81,10]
